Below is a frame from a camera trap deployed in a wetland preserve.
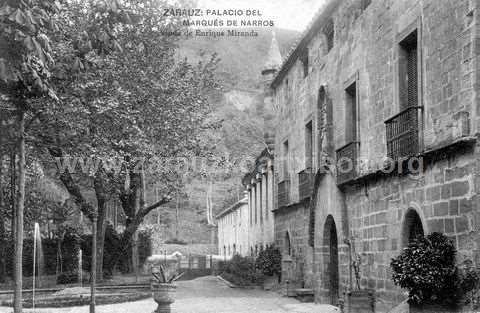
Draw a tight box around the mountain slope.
[145,28,299,245]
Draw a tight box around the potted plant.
[457,259,480,311]
[344,240,375,313]
[151,265,184,313]
[390,232,460,313]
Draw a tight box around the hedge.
[2,223,152,280]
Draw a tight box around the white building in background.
[216,197,249,257]
[216,151,276,259]
[216,168,276,259]
[216,33,280,258]
[243,150,275,256]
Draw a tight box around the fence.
[145,254,227,280]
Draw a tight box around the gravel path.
[0,276,339,313]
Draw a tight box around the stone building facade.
[270,0,480,311]
[243,150,276,256]
[216,198,249,257]
[217,151,276,257]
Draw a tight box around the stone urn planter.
[344,289,375,313]
[150,264,184,313]
[151,282,177,313]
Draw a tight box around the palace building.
[269,0,480,311]
[217,1,480,311]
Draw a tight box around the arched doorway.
[323,215,339,305]
[285,231,292,256]
[401,209,424,247]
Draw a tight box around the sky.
[195,0,327,31]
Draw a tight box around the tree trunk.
[175,196,179,239]
[56,238,62,276]
[13,111,25,313]
[132,167,145,278]
[96,205,106,279]
[106,196,171,271]
[93,172,107,280]
[90,215,97,313]
[0,150,5,283]
[10,149,15,243]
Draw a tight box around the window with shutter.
[385,29,421,160]
[345,81,358,143]
[399,30,418,110]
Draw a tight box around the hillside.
[178,28,298,91]
[143,28,299,245]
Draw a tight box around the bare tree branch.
[48,147,96,220]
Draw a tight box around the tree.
[0,108,6,283]
[0,1,59,311]
[391,232,457,305]
[26,0,219,278]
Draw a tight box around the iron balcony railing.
[278,179,290,208]
[336,141,360,185]
[385,106,423,160]
[298,169,314,201]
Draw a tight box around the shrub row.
[1,224,152,283]
[221,245,281,287]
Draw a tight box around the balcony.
[278,180,290,208]
[336,141,360,185]
[385,106,423,160]
[298,169,314,201]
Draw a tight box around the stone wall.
[273,204,311,288]
[343,145,480,311]
[271,0,480,311]
[274,0,478,178]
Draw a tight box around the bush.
[221,271,264,287]
[4,223,152,281]
[164,238,187,245]
[222,254,263,286]
[256,245,281,278]
[57,271,79,284]
[5,232,76,278]
[391,232,457,305]
[457,259,480,309]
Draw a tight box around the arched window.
[402,209,424,247]
[323,18,335,52]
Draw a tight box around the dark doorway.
[323,215,339,305]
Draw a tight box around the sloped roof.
[215,197,248,219]
[271,0,341,88]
